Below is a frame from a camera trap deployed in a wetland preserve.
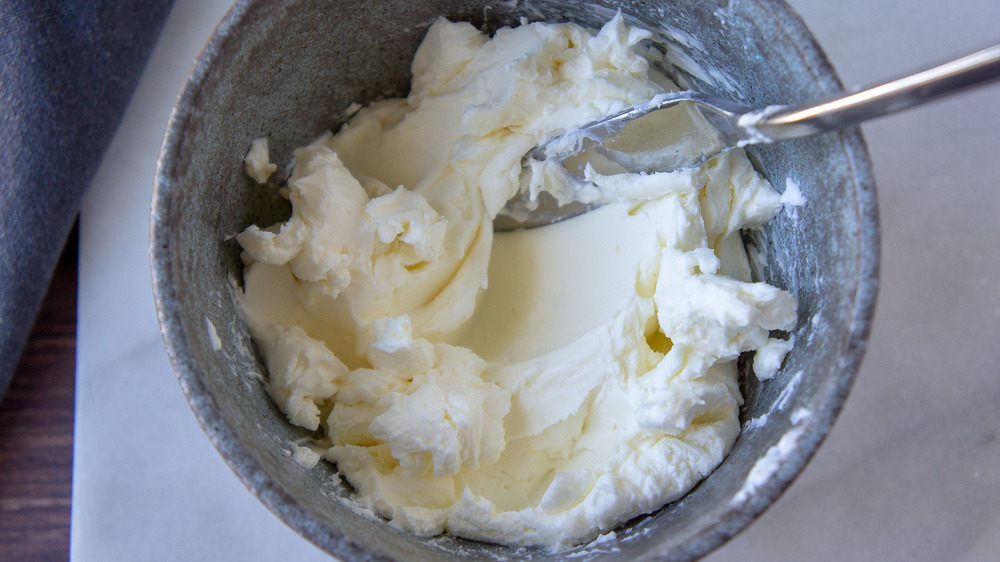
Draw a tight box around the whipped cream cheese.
[236,14,796,549]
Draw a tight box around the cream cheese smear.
[235,14,796,550]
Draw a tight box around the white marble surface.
[71,0,1000,559]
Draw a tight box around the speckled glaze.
[150,0,879,559]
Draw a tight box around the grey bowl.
[150,0,879,559]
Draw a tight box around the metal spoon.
[495,44,1000,231]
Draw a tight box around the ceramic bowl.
[151,0,879,559]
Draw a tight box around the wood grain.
[0,225,77,562]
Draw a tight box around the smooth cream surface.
[236,15,796,549]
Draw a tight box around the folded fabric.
[0,1,175,399]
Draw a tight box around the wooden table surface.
[0,226,77,561]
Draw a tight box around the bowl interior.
[151,0,878,559]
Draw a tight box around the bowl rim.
[149,0,880,559]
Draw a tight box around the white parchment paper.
[72,0,1000,559]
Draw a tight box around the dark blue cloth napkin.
[0,1,175,398]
